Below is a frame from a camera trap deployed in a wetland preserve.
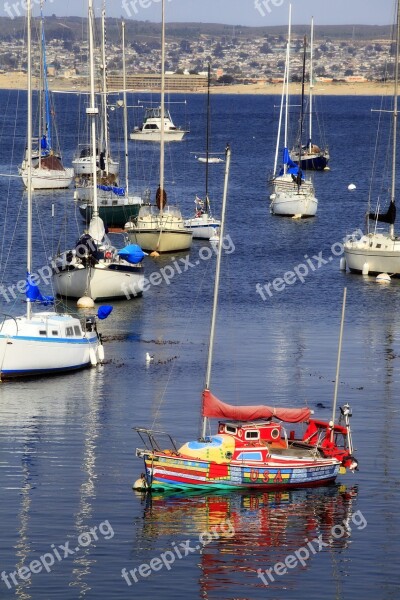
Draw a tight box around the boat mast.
[283,4,291,176]
[88,0,99,218]
[331,287,347,441]
[159,0,165,216]
[101,3,109,175]
[201,145,231,441]
[272,49,287,179]
[26,0,32,320]
[309,17,314,152]
[390,0,400,239]
[122,21,129,196]
[205,63,211,212]
[298,35,307,183]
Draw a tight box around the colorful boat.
[134,146,358,492]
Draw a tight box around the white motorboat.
[130,106,187,142]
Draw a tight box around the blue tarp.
[26,273,54,306]
[98,185,126,197]
[279,147,301,176]
[97,306,113,320]
[117,244,147,264]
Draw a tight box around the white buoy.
[376,273,391,283]
[145,352,154,364]
[269,193,276,200]
[89,347,97,366]
[133,474,149,490]
[362,263,369,275]
[340,257,347,271]
[77,296,95,308]
[97,344,105,363]
[348,183,356,190]
[292,214,302,219]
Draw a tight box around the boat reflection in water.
[133,485,360,598]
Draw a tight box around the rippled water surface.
[0,90,400,599]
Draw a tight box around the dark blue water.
[1,89,400,599]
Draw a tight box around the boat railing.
[134,427,179,454]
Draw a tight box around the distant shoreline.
[0,74,392,96]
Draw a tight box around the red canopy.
[202,389,311,424]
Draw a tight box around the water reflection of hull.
[135,485,358,598]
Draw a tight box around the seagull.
[145,352,154,363]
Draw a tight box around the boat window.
[65,327,74,337]
[225,425,237,434]
[376,244,381,248]
[245,430,260,440]
[39,330,46,336]
[52,330,59,336]
[74,326,81,336]
[236,451,263,461]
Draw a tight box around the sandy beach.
[0,72,392,96]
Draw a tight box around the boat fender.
[89,347,97,366]
[97,344,105,363]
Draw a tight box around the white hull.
[127,229,192,253]
[21,167,74,190]
[184,215,220,240]
[344,233,400,274]
[0,313,100,379]
[130,130,186,142]
[52,264,144,300]
[72,156,119,177]
[197,157,224,164]
[270,192,318,217]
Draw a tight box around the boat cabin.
[218,420,288,449]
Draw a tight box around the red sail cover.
[202,390,311,423]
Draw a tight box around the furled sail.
[202,389,311,423]
[369,202,396,224]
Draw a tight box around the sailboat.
[77,19,143,230]
[51,0,145,301]
[290,18,330,171]
[184,64,222,240]
[344,0,400,276]
[0,0,105,379]
[19,2,74,190]
[133,147,358,492]
[124,0,192,253]
[72,5,119,180]
[269,7,318,218]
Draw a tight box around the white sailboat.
[0,0,104,380]
[125,0,192,254]
[19,2,74,190]
[269,6,318,218]
[290,18,330,171]
[72,5,119,180]
[344,0,400,276]
[185,64,221,240]
[52,0,145,301]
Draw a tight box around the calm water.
[0,89,400,599]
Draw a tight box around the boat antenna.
[26,0,32,320]
[390,0,400,240]
[200,144,231,441]
[331,287,347,441]
[297,34,307,189]
[205,63,211,213]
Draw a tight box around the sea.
[0,88,399,599]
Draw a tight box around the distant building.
[107,73,208,92]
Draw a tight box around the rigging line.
[150,252,216,432]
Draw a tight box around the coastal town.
[0,17,395,90]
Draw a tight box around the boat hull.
[270,192,318,217]
[72,157,119,177]
[21,167,74,190]
[141,453,340,490]
[344,234,400,274]
[127,229,192,253]
[0,316,99,379]
[129,130,186,142]
[52,264,144,300]
[184,216,220,240]
[79,202,141,228]
[291,152,329,171]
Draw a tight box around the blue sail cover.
[97,305,113,320]
[97,185,126,197]
[281,147,300,175]
[117,244,146,264]
[26,273,54,305]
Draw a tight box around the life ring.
[271,428,280,440]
